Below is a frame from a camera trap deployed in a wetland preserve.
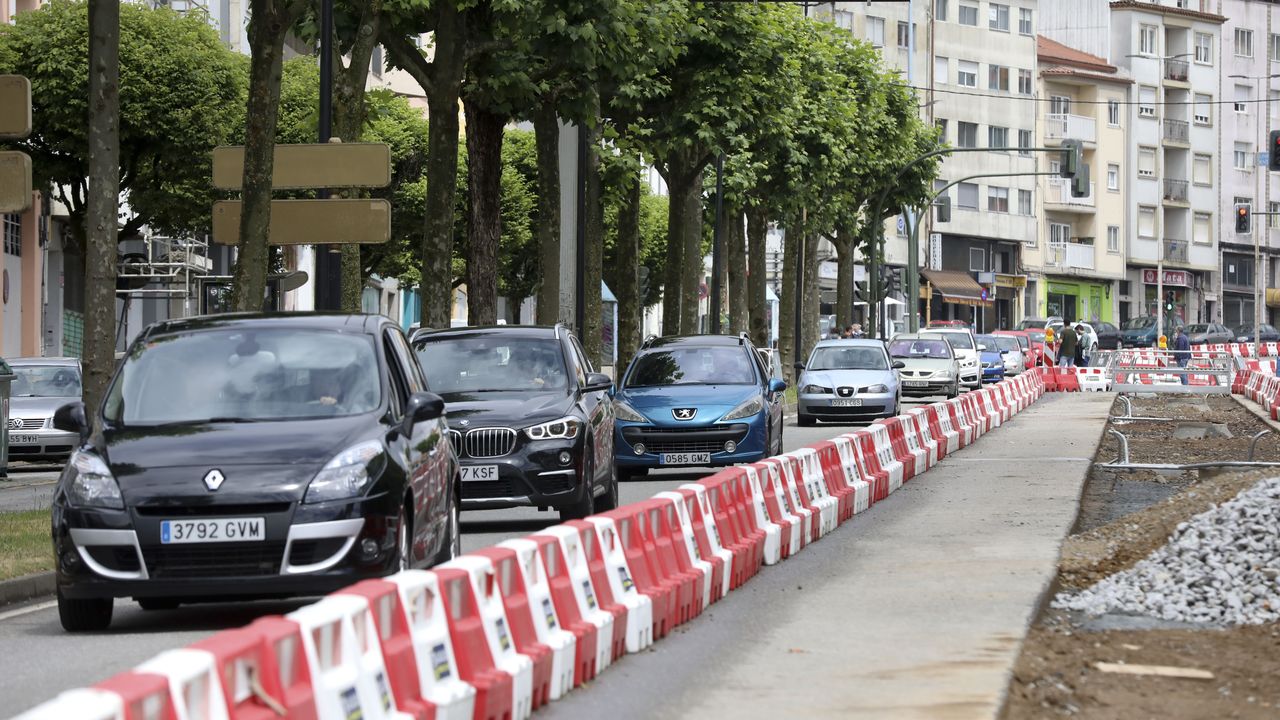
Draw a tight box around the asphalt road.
[0,399,941,715]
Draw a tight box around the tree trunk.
[802,231,819,359]
[726,206,747,334]
[834,226,856,329]
[615,170,641,375]
[533,104,561,326]
[581,105,604,365]
[779,225,798,384]
[464,98,504,326]
[340,245,363,311]
[231,0,295,312]
[660,168,684,336]
[83,0,119,421]
[746,204,768,348]
[679,168,703,335]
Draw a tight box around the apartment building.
[1023,36,1130,325]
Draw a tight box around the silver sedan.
[795,339,902,425]
[7,357,82,462]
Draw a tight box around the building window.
[989,3,1009,31]
[1236,84,1251,113]
[1140,24,1158,55]
[1138,207,1156,238]
[1108,99,1121,126]
[1272,33,1280,61]
[987,186,1009,212]
[988,125,1008,148]
[1224,255,1255,288]
[958,2,978,26]
[1049,95,1071,115]
[897,21,912,49]
[957,60,978,87]
[1193,153,1212,185]
[1195,32,1213,63]
[866,16,885,46]
[1138,147,1156,178]
[1107,163,1120,190]
[934,56,948,84]
[1049,222,1071,247]
[988,64,1010,91]
[1018,129,1032,156]
[969,247,986,272]
[2,214,20,257]
[957,182,979,209]
[935,0,948,22]
[1018,189,1032,215]
[934,178,950,199]
[1018,7,1032,35]
[833,10,854,31]
[370,45,383,79]
[1235,142,1253,170]
[1138,86,1157,117]
[1236,28,1254,58]
[1107,225,1120,252]
[1193,93,1212,125]
[1270,201,1280,230]
[957,121,978,147]
[936,117,948,141]
[1193,212,1212,245]
[1017,69,1032,95]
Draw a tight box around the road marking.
[0,599,56,622]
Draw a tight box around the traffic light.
[1270,130,1280,172]
[1071,163,1090,198]
[1059,139,1082,179]
[1165,291,1175,312]
[1236,203,1252,234]
[886,268,902,296]
[935,195,951,223]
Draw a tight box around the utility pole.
[314,0,339,311]
[904,0,918,333]
[711,154,725,334]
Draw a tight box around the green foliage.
[0,0,243,237]
[603,186,668,308]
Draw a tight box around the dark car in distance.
[51,314,459,631]
[1092,321,1122,350]
[413,325,617,521]
[1232,323,1280,343]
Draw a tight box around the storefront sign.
[995,273,1027,289]
[1142,269,1189,286]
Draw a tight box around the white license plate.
[831,398,863,407]
[904,380,930,388]
[9,434,37,444]
[460,465,499,482]
[160,517,264,544]
[660,452,710,465]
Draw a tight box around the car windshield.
[1027,331,1046,343]
[888,339,951,359]
[1123,317,1156,330]
[939,333,974,350]
[103,328,381,425]
[11,365,81,398]
[1185,324,1209,333]
[1234,325,1253,334]
[992,336,1021,352]
[417,336,567,393]
[807,346,887,371]
[626,347,755,387]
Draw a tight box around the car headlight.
[524,416,582,440]
[962,358,978,368]
[722,396,764,421]
[935,371,952,379]
[305,440,385,504]
[801,384,832,394]
[65,450,123,510]
[613,400,648,423]
[864,384,889,394]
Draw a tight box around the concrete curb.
[0,571,55,608]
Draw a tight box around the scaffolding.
[116,234,213,300]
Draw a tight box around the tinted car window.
[626,347,755,387]
[1185,324,1209,333]
[937,332,974,349]
[12,365,81,398]
[386,328,425,393]
[888,339,951,358]
[990,336,1020,352]
[104,329,381,424]
[1123,317,1155,330]
[808,346,887,370]
[418,337,567,393]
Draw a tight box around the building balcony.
[1163,118,1190,145]
[1162,178,1189,205]
[1049,242,1096,271]
[1164,238,1189,264]
[1044,113,1096,145]
[1046,177,1096,211]
[1163,58,1189,83]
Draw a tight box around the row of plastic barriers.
[1235,364,1280,419]
[16,372,1046,720]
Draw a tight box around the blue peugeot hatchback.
[612,335,787,479]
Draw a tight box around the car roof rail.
[554,322,564,341]
[641,333,658,349]
[738,331,751,345]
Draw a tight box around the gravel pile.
[1055,476,1280,625]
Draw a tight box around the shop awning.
[1267,288,1280,308]
[921,269,993,307]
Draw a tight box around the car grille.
[288,538,349,567]
[450,427,517,459]
[541,474,573,493]
[10,418,44,430]
[900,370,933,378]
[462,479,517,499]
[143,541,286,578]
[134,503,292,517]
[622,424,749,455]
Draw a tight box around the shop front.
[1041,278,1114,324]
[1138,268,1195,324]
[920,269,995,331]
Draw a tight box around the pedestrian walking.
[1173,325,1191,385]
[1057,323,1078,367]
[1074,324,1086,367]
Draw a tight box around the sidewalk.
[0,466,60,512]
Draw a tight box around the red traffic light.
[1240,206,1249,216]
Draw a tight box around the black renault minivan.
[50,314,459,631]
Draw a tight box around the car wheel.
[137,598,179,611]
[947,383,959,399]
[559,453,595,521]
[595,462,620,512]
[797,413,815,427]
[397,505,412,572]
[58,588,112,632]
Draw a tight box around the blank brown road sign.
[212,143,391,190]
[211,199,391,245]
[0,152,33,213]
[0,76,32,139]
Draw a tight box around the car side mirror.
[53,401,89,442]
[793,362,805,372]
[402,391,445,435]
[892,360,906,369]
[977,345,987,351]
[768,378,788,394]
[583,372,613,393]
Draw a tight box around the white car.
[922,328,980,389]
[987,334,1025,375]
